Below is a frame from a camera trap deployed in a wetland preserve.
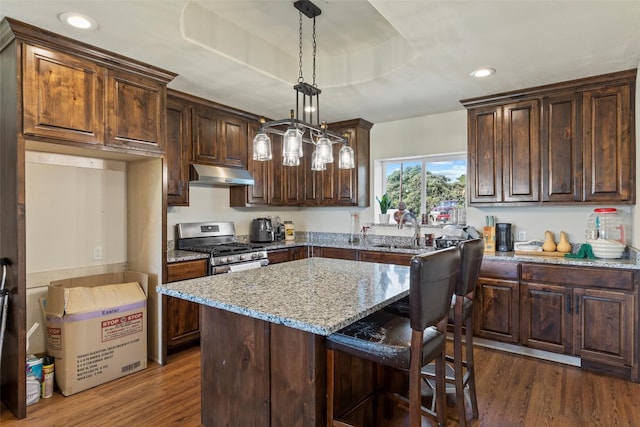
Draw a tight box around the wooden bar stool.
[326,246,460,427]
[423,238,484,426]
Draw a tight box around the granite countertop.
[168,235,640,270]
[157,258,410,336]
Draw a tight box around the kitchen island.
[157,257,411,426]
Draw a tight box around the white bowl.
[587,239,626,259]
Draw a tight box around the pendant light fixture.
[251,0,355,170]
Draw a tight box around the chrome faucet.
[398,211,421,247]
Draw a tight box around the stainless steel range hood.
[189,164,254,186]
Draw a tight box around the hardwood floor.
[3,344,640,426]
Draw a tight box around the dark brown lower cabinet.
[164,259,208,354]
[475,260,637,381]
[474,260,520,343]
[520,282,572,353]
[267,246,308,264]
[312,246,413,265]
[520,263,636,380]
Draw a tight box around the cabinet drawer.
[359,250,413,265]
[521,264,634,290]
[167,259,208,282]
[480,260,519,280]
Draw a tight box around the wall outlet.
[93,246,103,261]
[517,231,526,241]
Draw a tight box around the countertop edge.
[168,239,640,270]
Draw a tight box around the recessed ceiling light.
[58,12,98,30]
[470,68,496,78]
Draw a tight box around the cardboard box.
[43,271,148,396]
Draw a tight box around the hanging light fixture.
[252,0,355,170]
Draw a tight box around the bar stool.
[423,238,484,426]
[326,246,460,427]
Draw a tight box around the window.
[379,153,466,224]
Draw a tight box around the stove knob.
[251,253,259,260]
[219,257,227,264]
[239,254,247,261]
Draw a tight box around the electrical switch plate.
[93,246,103,261]
[517,231,526,241]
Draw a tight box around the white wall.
[25,152,128,354]
[168,185,364,238]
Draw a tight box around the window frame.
[377,151,466,221]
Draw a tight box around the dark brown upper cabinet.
[22,38,173,155]
[105,68,166,153]
[167,90,258,206]
[467,100,540,204]
[23,44,105,145]
[166,97,192,206]
[230,118,372,208]
[463,69,635,206]
[192,106,247,168]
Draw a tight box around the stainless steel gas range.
[176,221,268,275]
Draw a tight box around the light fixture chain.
[312,16,317,87]
[298,11,304,83]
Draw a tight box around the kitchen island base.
[201,305,379,426]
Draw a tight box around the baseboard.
[469,337,581,367]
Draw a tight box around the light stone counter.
[169,237,640,270]
[157,257,410,336]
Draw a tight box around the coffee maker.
[496,223,514,252]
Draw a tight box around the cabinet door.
[231,123,270,206]
[520,282,572,353]
[583,83,634,203]
[573,288,633,367]
[542,93,582,202]
[502,100,540,202]
[283,160,302,206]
[289,246,308,260]
[468,105,503,203]
[218,115,247,168]
[192,105,219,164]
[268,247,309,264]
[105,68,165,153]
[474,277,520,344]
[334,127,358,205]
[267,249,291,265]
[358,250,413,265]
[267,133,301,206]
[301,143,321,205]
[23,44,105,144]
[166,97,191,206]
[314,247,358,260]
[165,259,208,351]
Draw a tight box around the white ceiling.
[2,0,640,124]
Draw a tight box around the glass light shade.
[283,154,300,167]
[283,127,303,158]
[338,145,355,169]
[252,132,272,161]
[317,137,333,163]
[311,148,326,171]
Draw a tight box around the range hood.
[189,164,254,186]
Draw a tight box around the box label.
[101,311,144,342]
[47,326,62,351]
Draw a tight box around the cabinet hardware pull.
[575,294,580,315]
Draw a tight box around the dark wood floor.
[3,343,640,426]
